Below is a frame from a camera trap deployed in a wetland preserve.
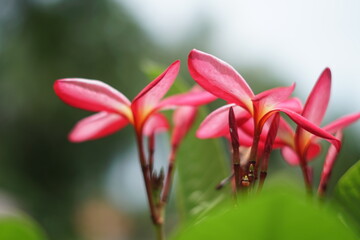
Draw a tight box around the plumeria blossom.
[54,60,217,234]
[54,60,216,142]
[188,49,340,171]
[276,68,360,171]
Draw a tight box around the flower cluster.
[188,49,360,195]
[54,49,359,238]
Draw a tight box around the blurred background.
[0,0,359,239]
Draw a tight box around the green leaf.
[175,107,230,222]
[333,160,360,234]
[0,216,47,240]
[173,184,357,240]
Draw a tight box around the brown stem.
[148,133,155,173]
[247,126,261,184]
[161,145,177,203]
[228,107,242,192]
[300,161,313,195]
[134,130,162,225]
[257,113,280,192]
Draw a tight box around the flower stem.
[161,146,177,203]
[148,133,155,173]
[300,162,313,195]
[134,130,165,235]
[248,127,261,184]
[228,107,242,192]
[155,221,165,240]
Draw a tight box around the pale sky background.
[107,0,360,211]
[119,0,360,120]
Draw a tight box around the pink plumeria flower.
[54,60,216,142]
[279,68,360,165]
[188,49,340,163]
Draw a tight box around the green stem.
[155,221,165,240]
[300,161,313,195]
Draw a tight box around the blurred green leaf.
[333,160,360,234]
[172,184,357,240]
[175,108,230,222]
[0,216,47,240]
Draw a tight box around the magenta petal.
[196,104,233,139]
[275,108,341,151]
[159,87,217,109]
[252,84,295,122]
[318,131,343,195]
[252,83,295,106]
[143,113,170,136]
[54,78,131,116]
[276,98,303,114]
[261,113,280,160]
[237,128,254,147]
[323,112,360,133]
[277,118,295,147]
[196,104,250,139]
[69,112,129,142]
[296,68,331,151]
[171,106,198,147]
[302,68,331,126]
[306,143,322,161]
[188,49,254,112]
[281,146,301,165]
[131,60,180,126]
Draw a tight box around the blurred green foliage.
[0,216,47,240]
[173,183,357,240]
[333,160,360,235]
[0,0,160,239]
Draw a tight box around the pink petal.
[237,127,254,147]
[159,85,217,109]
[296,68,331,153]
[252,84,295,121]
[188,49,254,112]
[261,113,280,159]
[240,116,289,149]
[69,112,129,142]
[323,112,360,133]
[252,84,295,104]
[281,146,300,165]
[54,78,132,118]
[171,106,198,147]
[196,104,250,139]
[271,108,341,151]
[306,143,322,161]
[277,118,295,147]
[131,60,180,128]
[143,113,170,136]
[318,131,343,196]
[302,68,331,126]
[276,97,303,114]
